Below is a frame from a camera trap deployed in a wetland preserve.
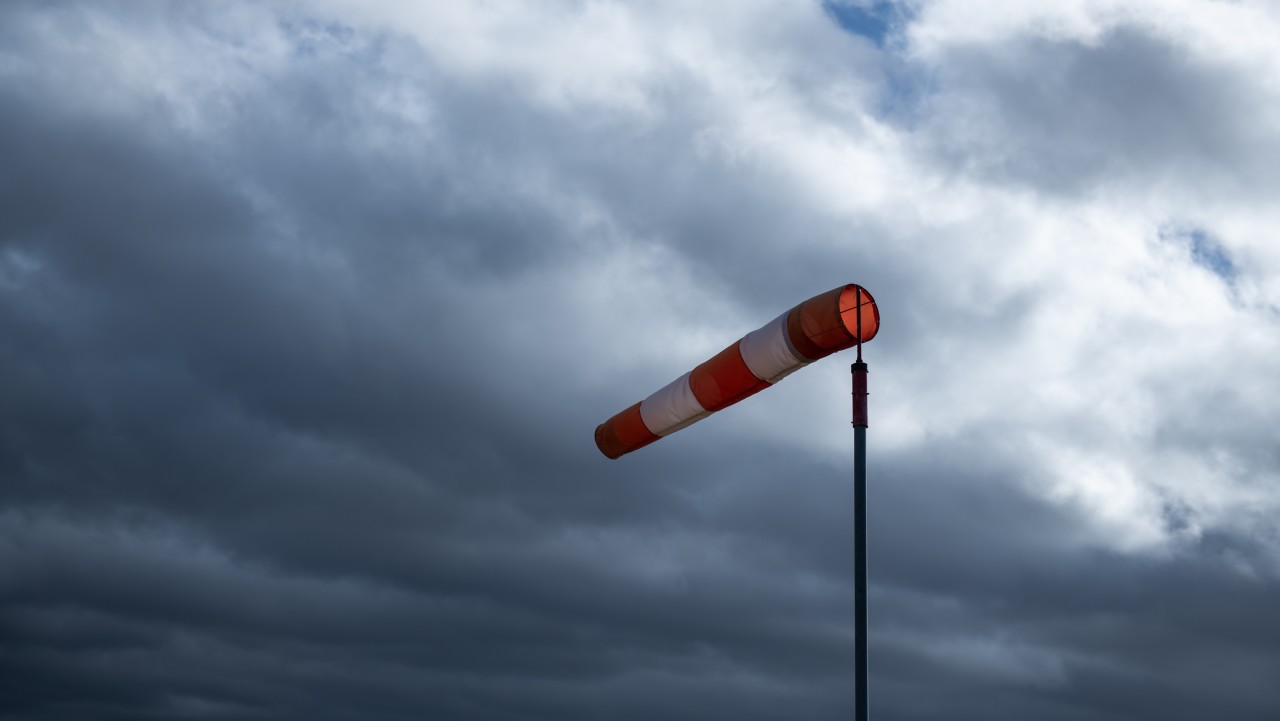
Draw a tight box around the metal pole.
[852,285,869,721]
[852,360,868,721]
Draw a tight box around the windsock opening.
[840,285,879,344]
[787,284,879,361]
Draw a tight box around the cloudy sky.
[3,1,1280,719]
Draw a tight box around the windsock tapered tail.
[595,284,879,459]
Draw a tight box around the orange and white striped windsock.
[595,284,879,459]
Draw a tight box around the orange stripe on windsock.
[595,402,660,460]
[690,341,770,412]
[787,285,878,361]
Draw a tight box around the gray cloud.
[915,24,1280,199]
[3,1,1280,720]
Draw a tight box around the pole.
[852,286,869,721]
[852,360,868,720]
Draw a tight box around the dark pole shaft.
[852,361,869,721]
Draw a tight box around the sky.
[2,1,1280,719]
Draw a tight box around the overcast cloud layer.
[3,1,1280,719]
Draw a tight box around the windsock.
[595,284,879,459]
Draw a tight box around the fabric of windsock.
[595,284,879,459]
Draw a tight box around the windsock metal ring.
[595,284,879,459]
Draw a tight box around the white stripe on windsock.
[738,311,809,383]
[639,370,711,436]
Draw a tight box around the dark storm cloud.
[0,5,879,717]
[3,2,1280,720]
